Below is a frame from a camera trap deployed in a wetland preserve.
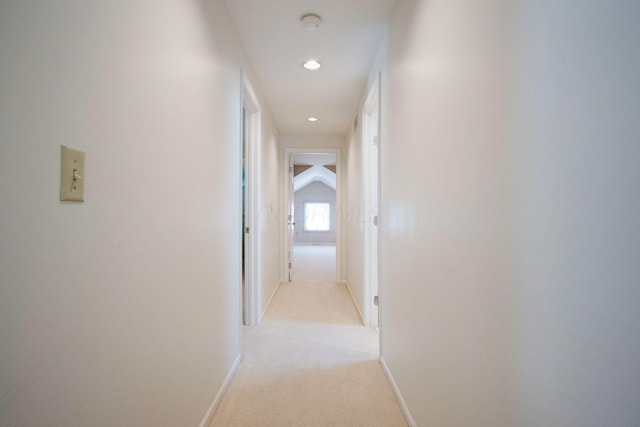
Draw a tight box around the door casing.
[282,148,342,284]
[363,73,382,328]
[241,72,262,327]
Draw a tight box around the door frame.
[362,73,381,328]
[282,147,342,284]
[241,72,262,327]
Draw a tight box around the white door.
[242,107,250,325]
[287,154,295,282]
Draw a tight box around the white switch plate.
[60,145,85,202]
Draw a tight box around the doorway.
[241,74,262,327]
[363,74,381,328]
[283,149,341,284]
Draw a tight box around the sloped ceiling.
[292,153,336,191]
[294,166,336,191]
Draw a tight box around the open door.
[242,106,249,325]
[287,154,295,282]
[241,73,262,326]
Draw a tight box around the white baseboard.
[198,353,242,427]
[341,280,365,325]
[262,281,282,321]
[380,356,417,427]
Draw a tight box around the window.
[304,202,330,231]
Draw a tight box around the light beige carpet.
[209,245,407,427]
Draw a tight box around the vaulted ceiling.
[292,153,336,191]
[224,0,396,136]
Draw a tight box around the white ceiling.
[292,153,336,166]
[294,166,336,191]
[225,0,396,136]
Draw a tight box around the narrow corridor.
[210,246,407,426]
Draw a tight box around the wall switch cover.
[60,145,85,202]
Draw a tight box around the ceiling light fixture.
[301,13,322,31]
[307,117,319,122]
[303,59,322,71]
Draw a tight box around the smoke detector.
[301,13,322,30]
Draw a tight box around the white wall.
[343,114,366,319]
[0,1,275,425]
[294,182,337,244]
[377,0,640,426]
[514,1,640,425]
[380,1,516,425]
[280,134,344,149]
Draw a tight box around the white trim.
[379,356,417,427]
[282,148,342,284]
[362,73,381,328]
[198,354,242,427]
[261,281,282,320]
[342,280,365,325]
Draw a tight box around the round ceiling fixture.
[303,59,322,71]
[301,13,322,31]
[306,117,319,122]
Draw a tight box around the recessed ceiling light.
[301,13,322,31]
[307,117,319,122]
[303,59,322,71]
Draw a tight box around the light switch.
[60,145,85,202]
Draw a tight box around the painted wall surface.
[280,134,344,149]
[378,0,640,426]
[294,182,337,244]
[514,1,640,425]
[0,1,274,425]
[380,0,517,425]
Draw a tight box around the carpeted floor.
[209,245,408,426]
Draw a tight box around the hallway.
[1,1,639,425]
[210,246,406,426]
